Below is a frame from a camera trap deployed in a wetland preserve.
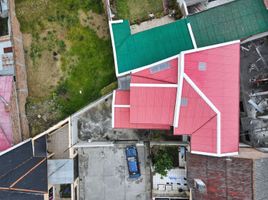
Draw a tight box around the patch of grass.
[56,26,116,116]
[116,0,164,23]
[116,0,130,20]
[15,0,104,33]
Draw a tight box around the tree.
[153,148,173,178]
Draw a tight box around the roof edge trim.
[181,40,240,55]
[187,23,197,49]
[183,73,221,155]
[0,138,32,157]
[33,118,69,141]
[114,105,130,108]
[109,20,120,77]
[173,54,184,127]
[118,54,180,77]
[112,90,116,128]
[130,83,177,88]
[111,20,124,24]
[191,151,239,157]
[191,151,218,157]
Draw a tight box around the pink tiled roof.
[112,41,240,157]
[180,42,240,155]
[264,0,268,9]
[113,90,170,130]
[132,58,178,84]
[174,79,216,135]
[0,76,13,151]
[130,86,177,125]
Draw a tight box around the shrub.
[152,148,173,177]
[100,81,118,96]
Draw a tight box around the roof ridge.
[132,74,176,84]
[10,157,47,188]
[0,157,33,181]
[191,114,217,136]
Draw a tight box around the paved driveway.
[78,142,151,200]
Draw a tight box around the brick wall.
[8,0,29,139]
[187,153,253,200]
[10,81,22,144]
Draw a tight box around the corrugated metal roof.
[112,19,193,74]
[182,42,240,154]
[189,0,268,47]
[0,139,48,198]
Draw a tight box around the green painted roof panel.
[112,19,193,74]
[189,0,268,47]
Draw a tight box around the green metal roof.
[189,0,268,47]
[112,19,193,74]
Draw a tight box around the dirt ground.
[79,10,109,39]
[23,27,66,135]
[23,25,68,98]
[26,97,62,135]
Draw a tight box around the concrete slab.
[47,124,69,159]
[78,143,151,200]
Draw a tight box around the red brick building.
[187,147,268,200]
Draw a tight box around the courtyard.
[78,143,151,200]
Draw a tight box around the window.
[49,187,54,200]
[75,186,78,200]
[3,47,12,53]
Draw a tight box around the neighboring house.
[33,118,79,200]
[188,0,268,47]
[0,0,14,76]
[0,139,47,200]
[0,76,13,150]
[112,41,240,157]
[0,0,29,151]
[0,117,79,200]
[0,3,15,150]
[187,147,268,200]
[110,0,268,76]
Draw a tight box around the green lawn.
[56,26,115,115]
[15,0,116,133]
[116,0,164,23]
